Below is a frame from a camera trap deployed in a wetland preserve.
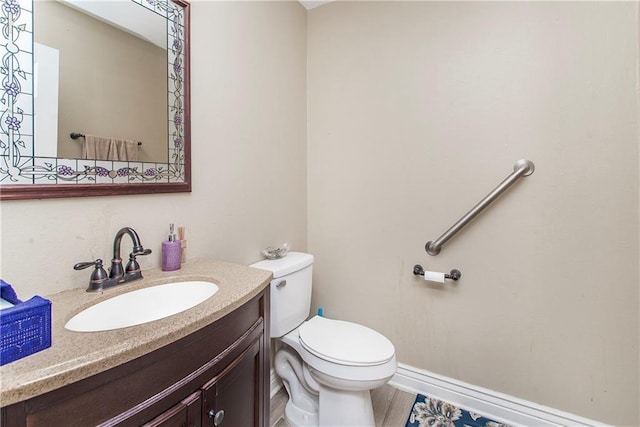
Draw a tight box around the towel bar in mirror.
[0,0,191,200]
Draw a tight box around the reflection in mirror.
[0,0,190,199]
[35,0,168,163]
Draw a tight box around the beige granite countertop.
[0,258,272,407]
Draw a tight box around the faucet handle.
[125,248,151,275]
[74,259,104,271]
[132,248,152,257]
[74,259,108,287]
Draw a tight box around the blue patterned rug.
[405,394,511,427]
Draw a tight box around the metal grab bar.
[425,159,535,256]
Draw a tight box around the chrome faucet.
[74,227,152,292]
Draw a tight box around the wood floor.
[269,384,416,427]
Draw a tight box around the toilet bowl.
[250,252,397,427]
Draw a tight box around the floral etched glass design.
[0,0,186,185]
[0,0,31,184]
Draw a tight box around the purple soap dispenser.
[162,224,182,271]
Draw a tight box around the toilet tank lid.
[250,252,314,278]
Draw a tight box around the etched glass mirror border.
[0,0,191,200]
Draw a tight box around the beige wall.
[36,1,168,162]
[1,0,639,425]
[1,1,307,295]
[307,1,639,425]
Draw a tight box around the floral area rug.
[405,394,512,427]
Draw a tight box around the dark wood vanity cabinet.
[143,392,202,427]
[201,338,261,427]
[1,289,270,427]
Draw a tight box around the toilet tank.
[250,252,314,338]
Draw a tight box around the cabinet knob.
[208,409,225,426]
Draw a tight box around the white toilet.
[251,252,397,427]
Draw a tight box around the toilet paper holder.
[413,264,462,281]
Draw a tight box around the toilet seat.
[298,316,395,367]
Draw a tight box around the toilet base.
[283,386,376,427]
[318,385,375,427]
[285,398,319,427]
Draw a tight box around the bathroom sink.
[65,281,219,332]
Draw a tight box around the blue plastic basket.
[0,280,52,366]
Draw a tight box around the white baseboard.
[270,362,608,426]
[389,363,608,427]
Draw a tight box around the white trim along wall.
[270,364,609,427]
[389,363,608,427]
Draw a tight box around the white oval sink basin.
[65,281,219,332]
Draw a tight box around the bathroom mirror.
[0,0,191,200]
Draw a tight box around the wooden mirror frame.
[0,0,190,200]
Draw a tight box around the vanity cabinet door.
[142,392,202,427]
[202,338,261,427]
